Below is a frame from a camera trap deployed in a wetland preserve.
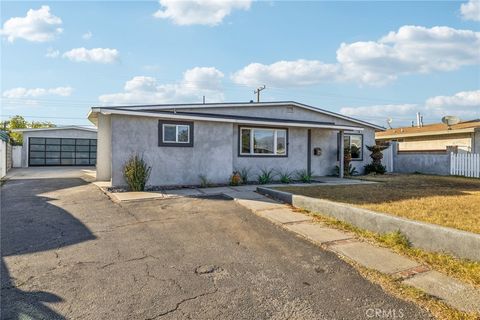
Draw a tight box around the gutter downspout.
[339,130,344,178]
[307,129,312,175]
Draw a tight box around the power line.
[1,84,419,106]
[0,114,88,120]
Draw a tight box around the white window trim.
[240,127,287,156]
[163,124,190,144]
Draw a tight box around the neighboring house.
[0,131,12,178]
[88,101,383,187]
[12,126,97,167]
[376,119,480,153]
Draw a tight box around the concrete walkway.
[97,184,480,314]
[99,178,373,202]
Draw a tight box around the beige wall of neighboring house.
[376,120,480,154]
[396,133,473,153]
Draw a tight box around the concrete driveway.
[1,168,432,319]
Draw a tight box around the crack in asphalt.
[99,251,160,269]
[145,287,219,319]
[144,266,221,319]
[94,218,178,234]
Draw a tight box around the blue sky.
[1,0,479,127]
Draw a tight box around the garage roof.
[12,126,97,133]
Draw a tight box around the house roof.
[88,101,384,131]
[12,125,97,133]
[89,106,366,131]
[376,119,480,140]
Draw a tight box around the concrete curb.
[257,187,480,261]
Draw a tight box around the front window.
[159,121,193,147]
[240,127,287,156]
[344,134,363,160]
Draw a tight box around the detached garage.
[13,126,97,167]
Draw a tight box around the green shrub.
[296,169,314,183]
[123,154,151,191]
[334,164,359,176]
[276,169,293,184]
[199,174,211,188]
[364,163,386,175]
[258,168,275,184]
[238,167,251,184]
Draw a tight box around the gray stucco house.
[88,101,383,187]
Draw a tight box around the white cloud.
[338,25,480,84]
[0,5,62,42]
[153,0,251,26]
[340,104,418,118]
[45,47,60,58]
[183,67,224,90]
[99,67,224,105]
[425,90,480,118]
[82,31,93,40]
[461,0,480,21]
[3,86,73,98]
[62,48,119,63]
[232,25,480,87]
[426,90,480,108]
[231,60,339,87]
[340,90,480,125]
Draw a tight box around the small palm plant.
[123,154,151,191]
[199,174,211,188]
[238,167,251,184]
[258,168,275,184]
[296,169,314,183]
[276,169,293,184]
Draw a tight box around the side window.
[158,121,194,147]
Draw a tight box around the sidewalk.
[94,182,480,314]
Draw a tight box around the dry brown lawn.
[278,174,480,234]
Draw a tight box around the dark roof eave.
[136,109,337,126]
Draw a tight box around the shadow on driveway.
[1,178,96,319]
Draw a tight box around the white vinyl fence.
[450,153,480,178]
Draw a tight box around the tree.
[30,121,55,129]
[5,115,28,145]
[364,143,390,174]
[4,115,56,145]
